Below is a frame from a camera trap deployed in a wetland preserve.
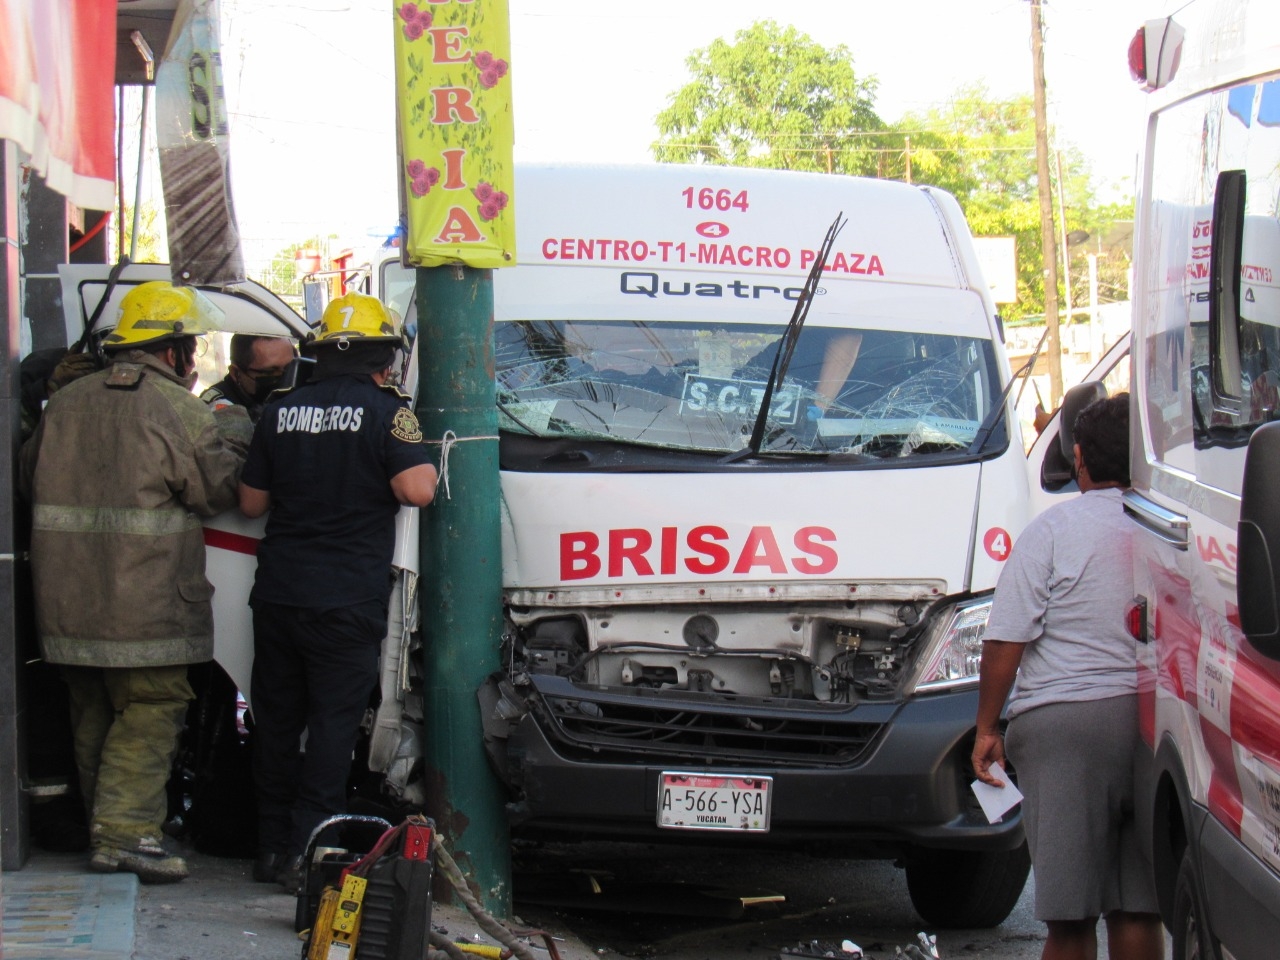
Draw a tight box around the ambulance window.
[1146,75,1280,455]
[1202,79,1280,442]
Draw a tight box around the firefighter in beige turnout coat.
[20,281,250,883]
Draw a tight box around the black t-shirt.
[242,373,434,609]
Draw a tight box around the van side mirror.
[1238,421,1280,659]
[1040,380,1108,490]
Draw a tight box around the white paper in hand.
[971,762,1023,823]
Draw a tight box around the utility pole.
[1029,0,1063,406]
[1054,149,1074,353]
[1087,251,1100,363]
[417,265,510,916]
[904,135,912,184]
[392,0,516,918]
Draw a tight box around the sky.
[206,0,1166,273]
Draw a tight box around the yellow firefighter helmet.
[103,281,223,349]
[313,292,401,346]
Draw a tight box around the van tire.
[905,843,1030,928]
[1172,854,1213,960]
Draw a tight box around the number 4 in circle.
[984,528,1011,562]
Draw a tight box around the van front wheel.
[904,843,1030,928]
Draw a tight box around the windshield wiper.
[1012,325,1051,410]
[721,212,847,464]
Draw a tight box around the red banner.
[0,0,116,209]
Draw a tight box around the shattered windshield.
[495,320,1002,459]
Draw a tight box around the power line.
[649,142,1039,155]
[653,124,1035,140]
[228,110,392,137]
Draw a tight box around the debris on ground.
[895,931,940,958]
[901,936,942,957]
[514,870,786,920]
[777,931,940,960]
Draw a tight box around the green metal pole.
[415,263,510,916]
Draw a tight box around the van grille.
[530,682,884,767]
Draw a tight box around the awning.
[0,0,117,210]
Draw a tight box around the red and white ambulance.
[380,163,1036,927]
[1118,5,1280,957]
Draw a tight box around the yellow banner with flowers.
[393,0,515,268]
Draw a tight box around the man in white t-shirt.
[973,393,1163,960]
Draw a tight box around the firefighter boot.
[277,855,306,895]
[89,836,189,884]
[254,851,289,883]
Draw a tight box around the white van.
[56,163,1035,927]
[1109,5,1280,958]
[379,163,1035,927]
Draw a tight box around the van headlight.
[908,597,992,693]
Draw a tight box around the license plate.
[657,772,772,832]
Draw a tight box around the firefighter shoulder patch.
[105,362,144,389]
[391,407,424,443]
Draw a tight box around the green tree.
[892,85,1132,321]
[893,87,1045,317]
[653,20,885,175]
[653,28,1135,322]
[1065,198,1134,316]
[118,201,167,263]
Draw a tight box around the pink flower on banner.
[409,167,441,197]
[476,183,509,221]
[406,158,425,179]
[398,4,431,39]
[474,52,508,88]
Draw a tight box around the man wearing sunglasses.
[202,334,297,423]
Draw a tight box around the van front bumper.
[483,674,1022,854]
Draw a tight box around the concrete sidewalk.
[2,845,598,960]
[1,855,135,960]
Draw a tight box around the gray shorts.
[1005,695,1158,921]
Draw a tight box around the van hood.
[500,464,981,596]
